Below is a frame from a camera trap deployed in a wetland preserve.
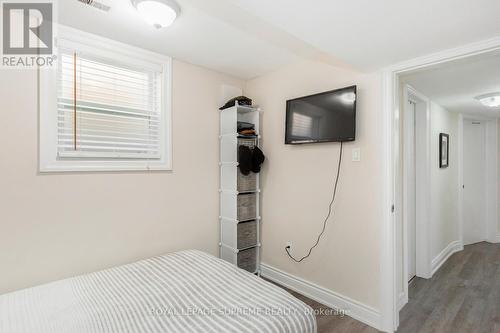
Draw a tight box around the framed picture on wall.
[439,133,449,168]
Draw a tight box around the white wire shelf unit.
[219,102,262,274]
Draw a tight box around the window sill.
[39,160,172,173]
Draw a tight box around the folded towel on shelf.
[239,129,256,136]
[237,121,255,132]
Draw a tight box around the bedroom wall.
[0,60,244,295]
[245,60,384,310]
[429,102,460,260]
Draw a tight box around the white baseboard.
[431,240,463,276]
[397,292,408,312]
[486,236,500,244]
[260,263,383,331]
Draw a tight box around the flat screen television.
[285,86,357,144]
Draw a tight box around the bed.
[0,250,316,333]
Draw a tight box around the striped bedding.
[0,250,316,333]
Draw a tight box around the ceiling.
[401,51,500,118]
[58,0,302,79]
[228,0,500,71]
[59,0,500,79]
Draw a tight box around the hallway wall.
[429,102,460,260]
[398,93,460,302]
[497,118,500,241]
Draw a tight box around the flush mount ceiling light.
[475,92,500,108]
[131,0,180,29]
[340,92,356,104]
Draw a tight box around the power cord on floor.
[285,141,344,263]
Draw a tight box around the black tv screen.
[285,86,357,144]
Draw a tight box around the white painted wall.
[497,118,500,241]
[245,60,384,310]
[2,56,387,323]
[429,102,460,260]
[0,60,244,295]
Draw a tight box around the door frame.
[400,85,431,310]
[380,36,500,332]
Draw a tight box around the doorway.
[462,120,487,245]
[400,85,432,311]
[383,45,500,332]
[405,99,417,281]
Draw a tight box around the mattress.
[0,250,316,333]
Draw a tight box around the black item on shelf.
[237,121,255,132]
[238,145,266,175]
[220,96,253,110]
[238,146,253,175]
[251,147,265,173]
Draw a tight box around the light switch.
[352,148,361,162]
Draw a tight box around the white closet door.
[462,120,487,245]
[405,100,417,281]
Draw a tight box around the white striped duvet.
[0,250,316,333]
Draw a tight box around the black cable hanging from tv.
[285,141,344,263]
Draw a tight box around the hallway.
[398,242,500,332]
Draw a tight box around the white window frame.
[40,25,172,172]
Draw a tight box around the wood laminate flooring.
[271,242,500,332]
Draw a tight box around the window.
[291,112,314,138]
[57,50,162,159]
[40,27,172,172]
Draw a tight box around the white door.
[463,120,487,245]
[405,100,417,281]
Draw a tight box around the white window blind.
[57,48,162,159]
[291,112,314,138]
